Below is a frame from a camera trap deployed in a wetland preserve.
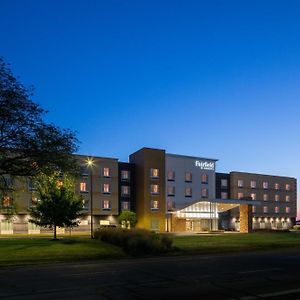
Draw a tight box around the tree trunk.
[54,225,57,240]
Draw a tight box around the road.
[1,249,300,299]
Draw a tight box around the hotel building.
[0,147,297,234]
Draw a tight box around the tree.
[0,57,79,179]
[29,172,83,240]
[118,211,137,229]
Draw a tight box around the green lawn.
[0,237,126,266]
[173,232,300,254]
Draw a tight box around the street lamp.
[86,158,94,238]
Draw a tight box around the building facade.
[0,148,297,234]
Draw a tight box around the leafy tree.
[29,172,84,240]
[118,211,137,229]
[0,57,79,180]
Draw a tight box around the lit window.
[275,194,280,202]
[150,168,159,179]
[122,201,129,210]
[221,192,228,199]
[121,186,130,197]
[80,182,87,192]
[201,174,208,184]
[167,199,175,210]
[237,180,244,188]
[185,187,192,197]
[82,199,89,209]
[250,193,256,200]
[31,197,39,206]
[167,171,175,181]
[2,196,12,207]
[263,206,268,213]
[103,183,111,194]
[121,170,130,181]
[286,195,290,202]
[250,181,256,188]
[286,184,291,191]
[263,181,268,189]
[275,206,279,213]
[103,168,110,177]
[167,186,175,196]
[201,188,208,198]
[151,200,159,210]
[102,200,111,210]
[286,207,291,213]
[185,172,192,182]
[237,192,244,199]
[252,206,256,213]
[150,184,159,195]
[274,183,280,190]
[221,179,228,187]
[263,194,268,201]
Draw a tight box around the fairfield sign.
[195,160,215,171]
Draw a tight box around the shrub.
[94,228,173,256]
[293,225,300,231]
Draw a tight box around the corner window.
[263,181,268,189]
[185,187,192,197]
[221,179,228,188]
[103,167,110,178]
[167,171,175,181]
[285,184,291,191]
[201,174,208,184]
[185,172,192,182]
[102,200,111,210]
[151,200,159,210]
[150,168,159,179]
[237,180,244,188]
[150,184,159,195]
[121,170,130,181]
[286,195,290,202]
[121,185,130,197]
[103,183,111,194]
[250,181,256,188]
[167,186,175,196]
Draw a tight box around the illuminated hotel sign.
[195,160,215,171]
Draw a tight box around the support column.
[240,204,252,233]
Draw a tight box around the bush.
[293,225,300,231]
[94,228,173,256]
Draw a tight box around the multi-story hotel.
[0,147,297,234]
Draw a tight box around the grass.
[0,237,126,266]
[172,232,300,255]
[1,232,300,266]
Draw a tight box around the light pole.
[86,158,94,239]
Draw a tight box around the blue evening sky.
[1,0,299,216]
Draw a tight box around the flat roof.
[230,171,296,180]
[166,153,218,162]
[75,153,119,161]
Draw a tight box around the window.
[221,192,228,199]
[150,184,159,195]
[121,170,130,181]
[2,196,12,207]
[237,179,244,188]
[121,186,130,197]
[167,186,175,196]
[250,181,256,188]
[275,206,279,213]
[250,193,256,200]
[201,188,208,198]
[151,200,159,210]
[237,192,244,199]
[221,179,228,188]
[80,166,89,176]
[167,199,175,211]
[286,184,291,191]
[263,206,268,213]
[286,207,291,213]
[252,206,256,213]
[102,200,111,210]
[150,168,159,179]
[80,181,88,192]
[263,181,269,189]
[103,167,110,177]
[103,183,111,194]
[185,187,192,197]
[275,194,280,202]
[286,195,290,202]
[185,172,192,182]
[263,194,268,201]
[167,171,175,181]
[274,183,280,190]
[31,196,39,206]
[150,219,159,230]
[82,199,89,209]
[201,174,208,184]
[122,201,129,210]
